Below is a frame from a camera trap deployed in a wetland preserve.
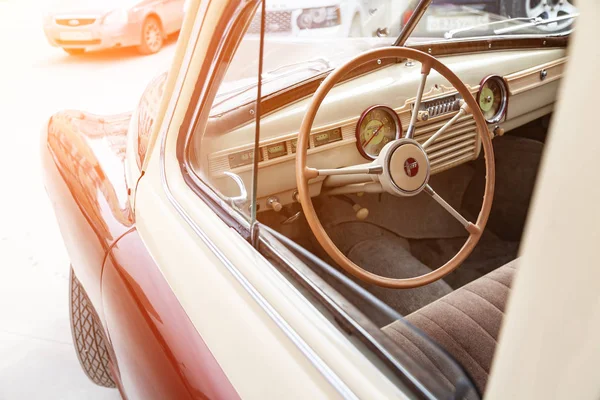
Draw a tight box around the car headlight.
[297,6,341,30]
[102,8,129,25]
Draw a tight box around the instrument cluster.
[354,76,509,159]
[477,75,508,124]
[355,106,401,160]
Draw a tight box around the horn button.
[383,141,430,196]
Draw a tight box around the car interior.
[182,3,569,396]
[256,114,545,395]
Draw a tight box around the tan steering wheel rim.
[295,47,495,289]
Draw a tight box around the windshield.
[212,0,576,115]
[410,0,576,40]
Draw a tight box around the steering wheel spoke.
[405,62,432,139]
[306,163,383,178]
[424,184,481,235]
[323,182,383,196]
[422,101,469,149]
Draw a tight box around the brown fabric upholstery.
[383,259,517,394]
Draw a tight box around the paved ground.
[0,1,176,398]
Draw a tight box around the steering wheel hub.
[381,139,430,196]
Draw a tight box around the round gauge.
[477,75,508,123]
[356,105,401,160]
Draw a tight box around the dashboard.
[194,48,566,213]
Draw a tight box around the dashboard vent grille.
[410,112,480,174]
[415,94,461,120]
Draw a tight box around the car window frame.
[175,0,263,238]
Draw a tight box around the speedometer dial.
[477,75,508,123]
[356,105,401,160]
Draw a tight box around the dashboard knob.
[352,203,369,220]
[267,196,283,212]
[493,126,505,137]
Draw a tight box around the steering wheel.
[295,47,495,289]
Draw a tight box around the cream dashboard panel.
[198,48,566,210]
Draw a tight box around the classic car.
[41,0,599,398]
[42,0,187,55]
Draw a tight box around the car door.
[125,1,406,398]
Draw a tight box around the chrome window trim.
[157,2,357,399]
